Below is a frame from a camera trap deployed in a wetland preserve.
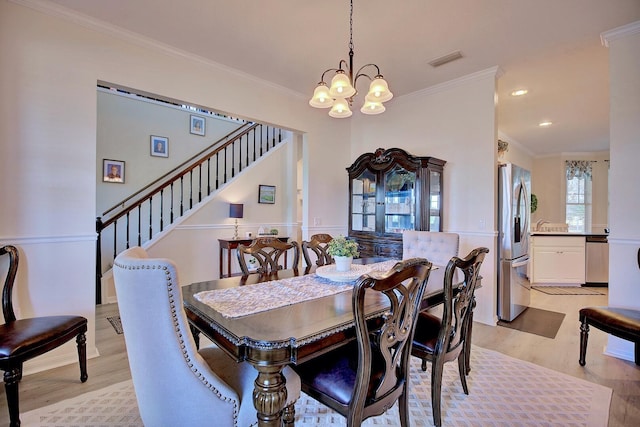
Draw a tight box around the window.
[565,161,593,233]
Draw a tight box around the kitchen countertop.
[530,232,608,237]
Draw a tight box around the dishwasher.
[585,235,609,285]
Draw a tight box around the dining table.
[182,258,447,427]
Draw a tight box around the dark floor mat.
[497,307,565,339]
[107,316,123,334]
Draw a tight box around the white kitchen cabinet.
[531,235,586,284]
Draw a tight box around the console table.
[218,237,289,278]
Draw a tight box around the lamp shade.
[328,70,356,98]
[309,83,334,108]
[229,203,244,219]
[360,99,386,115]
[365,76,393,103]
[329,98,353,118]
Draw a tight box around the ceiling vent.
[428,50,464,68]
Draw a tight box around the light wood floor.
[1,288,639,426]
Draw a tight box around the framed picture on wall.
[258,185,276,204]
[190,115,206,136]
[150,135,169,157]
[103,159,125,183]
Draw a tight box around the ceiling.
[45,0,640,156]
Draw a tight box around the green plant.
[531,194,538,214]
[327,235,360,258]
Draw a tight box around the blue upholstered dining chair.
[112,246,301,426]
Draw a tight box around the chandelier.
[308,0,393,118]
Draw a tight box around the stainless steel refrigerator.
[497,163,531,321]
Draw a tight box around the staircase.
[95,121,289,303]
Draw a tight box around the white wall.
[97,89,243,213]
[602,21,640,362]
[0,0,348,373]
[351,68,500,325]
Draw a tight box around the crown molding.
[10,0,305,99]
[601,20,640,47]
[401,66,502,101]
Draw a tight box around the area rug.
[106,316,123,334]
[498,307,566,339]
[532,286,606,295]
[21,346,611,426]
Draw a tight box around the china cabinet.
[347,147,446,258]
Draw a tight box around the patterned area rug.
[532,286,606,295]
[21,346,611,426]
[106,316,123,334]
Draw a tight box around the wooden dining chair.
[237,237,300,275]
[301,233,334,267]
[411,247,489,427]
[293,258,432,427]
[0,245,88,427]
[113,246,301,426]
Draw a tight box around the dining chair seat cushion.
[199,345,301,427]
[0,316,87,361]
[410,312,441,355]
[294,341,385,410]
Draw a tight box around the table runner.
[194,260,398,318]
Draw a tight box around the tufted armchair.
[113,246,300,426]
[402,231,460,294]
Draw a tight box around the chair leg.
[399,384,410,427]
[282,403,295,426]
[76,332,88,383]
[189,324,201,350]
[4,366,22,427]
[579,320,589,366]
[457,355,469,394]
[464,309,474,374]
[431,360,444,427]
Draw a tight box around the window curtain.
[565,160,593,180]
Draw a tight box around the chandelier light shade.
[309,0,393,118]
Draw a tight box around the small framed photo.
[258,185,276,204]
[103,159,125,183]
[190,115,206,136]
[150,135,169,157]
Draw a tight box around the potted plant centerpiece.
[327,235,360,272]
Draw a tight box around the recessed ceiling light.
[539,121,553,127]
[511,89,528,96]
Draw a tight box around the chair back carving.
[237,237,300,275]
[351,257,432,423]
[441,247,488,357]
[411,246,489,427]
[1,245,19,323]
[301,233,334,267]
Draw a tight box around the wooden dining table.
[182,258,446,427]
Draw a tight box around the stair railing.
[95,122,286,303]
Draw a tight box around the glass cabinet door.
[384,166,416,233]
[429,170,442,231]
[351,170,377,232]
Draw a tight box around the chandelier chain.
[349,0,354,52]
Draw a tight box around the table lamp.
[229,203,244,239]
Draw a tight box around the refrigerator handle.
[512,257,529,268]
